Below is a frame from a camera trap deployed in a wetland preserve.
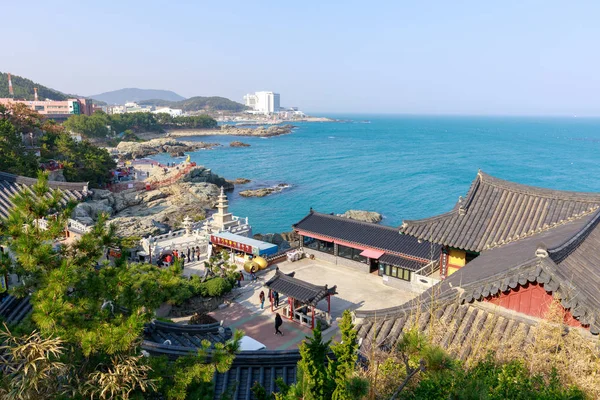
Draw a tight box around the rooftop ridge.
[479,171,600,201]
[0,171,89,191]
[303,211,397,231]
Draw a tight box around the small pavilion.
[265,270,337,329]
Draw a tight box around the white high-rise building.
[243,91,280,114]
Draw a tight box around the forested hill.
[139,96,246,112]
[0,71,69,101]
[89,88,185,104]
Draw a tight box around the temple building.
[293,211,441,291]
[356,170,600,359]
[139,187,252,265]
[207,187,251,236]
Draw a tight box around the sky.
[2,1,600,115]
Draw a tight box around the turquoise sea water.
[150,115,600,234]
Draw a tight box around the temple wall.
[484,282,584,328]
[301,247,370,274]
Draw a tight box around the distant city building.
[108,102,152,114]
[152,107,183,117]
[243,91,280,114]
[0,98,93,119]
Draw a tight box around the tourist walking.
[187,247,190,261]
[275,313,283,336]
[237,271,243,288]
[191,247,196,261]
[250,266,257,281]
[274,291,280,308]
[259,291,265,309]
[196,246,200,259]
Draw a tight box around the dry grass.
[358,292,600,399]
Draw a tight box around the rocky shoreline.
[162,124,295,139]
[110,138,218,159]
[74,166,231,237]
[337,210,383,223]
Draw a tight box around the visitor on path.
[259,291,265,309]
[195,246,200,259]
[237,271,243,287]
[181,254,185,268]
[187,247,190,261]
[274,291,280,308]
[191,247,196,261]
[250,266,257,281]
[275,313,283,336]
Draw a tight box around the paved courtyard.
[208,257,420,350]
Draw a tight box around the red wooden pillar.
[311,306,315,329]
[289,297,294,320]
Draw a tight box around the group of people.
[159,246,202,267]
[258,289,280,310]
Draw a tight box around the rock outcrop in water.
[112,138,218,159]
[229,141,250,147]
[239,184,290,198]
[337,210,382,224]
[219,124,294,137]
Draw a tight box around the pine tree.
[297,323,331,400]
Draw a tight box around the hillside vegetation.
[0,103,115,186]
[89,88,185,104]
[0,71,68,101]
[139,96,246,112]
[64,111,217,139]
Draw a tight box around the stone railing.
[411,261,440,289]
[67,218,93,234]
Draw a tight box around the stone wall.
[381,275,419,292]
[169,296,223,317]
[301,247,370,274]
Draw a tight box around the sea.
[149,115,600,234]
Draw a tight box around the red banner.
[211,235,253,254]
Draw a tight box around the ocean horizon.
[150,114,600,234]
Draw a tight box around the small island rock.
[337,210,382,224]
[229,141,250,147]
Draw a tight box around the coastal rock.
[219,124,294,137]
[337,210,382,224]
[227,178,251,185]
[114,138,218,159]
[229,141,250,147]
[239,184,290,198]
[180,166,234,191]
[75,181,221,237]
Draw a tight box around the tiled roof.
[0,295,32,325]
[141,320,301,400]
[0,171,89,219]
[356,301,546,360]
[264,270,337,307]
[141,320,233,357]
[358,211,600,335]
[379,253,428,272]
[401,171,600,252]
[293,211,440,262]
[213,351,300,400]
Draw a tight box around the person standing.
[187,247,191,261]
[275,313,283,336]
[191,247,196,261]
[274,291,280,308]
[259,291,265,310]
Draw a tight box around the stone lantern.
[183,216,193,236]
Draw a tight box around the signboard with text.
[211,235,254,254]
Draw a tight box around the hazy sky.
[3,1,599,115]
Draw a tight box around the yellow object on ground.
[244,261,259,273]
[254,256,268,270]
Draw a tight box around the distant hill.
[90,88,185,105]
[0,71,69,101]
[139,96,246,112]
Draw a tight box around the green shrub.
[204,277,232,297]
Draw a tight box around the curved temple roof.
[401,171,600,252]
[0,171,89,219]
